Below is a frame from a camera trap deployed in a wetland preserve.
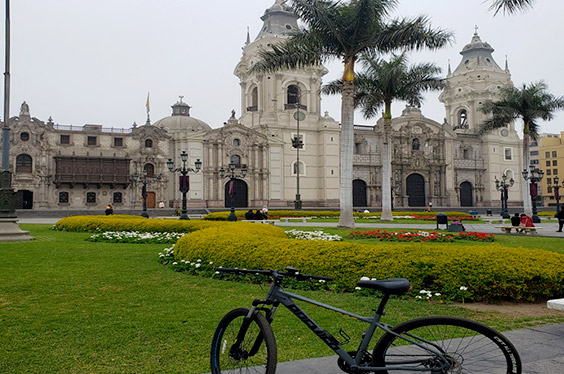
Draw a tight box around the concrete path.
[274,323,564,374]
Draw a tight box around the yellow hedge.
[174,224,564,302]
[203,210,473,221]
[55,215,222,233]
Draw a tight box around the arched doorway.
[224,179,248,208]
[15,190,33,209]
[459,182,473,207]
[353,179,367,207]
[406,174,425,207]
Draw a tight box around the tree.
[252,0,452,228]
[479,81,564,216]
[323,53,444,220]
[490,0,536,15]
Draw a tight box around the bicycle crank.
[337,350,372,373]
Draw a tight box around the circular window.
[233,138,240,147]
[500,129,509,137]
[20,132,30,141]
[285,24,292,30]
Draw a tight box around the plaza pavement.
[17,216,564,373]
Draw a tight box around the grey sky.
[2,0,563,134]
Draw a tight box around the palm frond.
[489,0,536,16]
[376,16,454,53]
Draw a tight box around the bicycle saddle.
[356,278,411,295]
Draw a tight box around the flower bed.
[87,231,185,244]
[349,230,495,242]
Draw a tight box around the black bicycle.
[210,267,521,373]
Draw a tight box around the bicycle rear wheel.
[210,307,277,374]
[372,316,521,373]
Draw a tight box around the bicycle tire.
[210,308,277,374]
[372,316,521,374]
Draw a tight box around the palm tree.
[252,0,452,228]
[323,53,444,220]
[490,0,536,15]
[478,81,564,216]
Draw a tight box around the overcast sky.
[2,0,563,135]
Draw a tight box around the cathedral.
[1,1,523,212]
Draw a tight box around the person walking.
[556,206,564,232]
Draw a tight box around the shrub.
[55,215,221,233]
[173,224,564,302]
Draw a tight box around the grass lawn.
[1,224,563,373]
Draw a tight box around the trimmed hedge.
[174,224,564,302]
[203,210,474,221]
[55,215,222,233]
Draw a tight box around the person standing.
[105,205,113,215]
[556,206,564,232]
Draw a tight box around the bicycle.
[210,266,521,374]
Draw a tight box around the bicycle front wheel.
[210,307,277,374]
[372,316,521,374]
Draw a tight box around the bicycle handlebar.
[215,266,333,282]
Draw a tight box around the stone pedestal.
[547,299,564,311]
[0,218,33,241]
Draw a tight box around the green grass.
[1,224,563,373]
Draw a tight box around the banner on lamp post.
[530,182,538,198]
[179,176,190,193]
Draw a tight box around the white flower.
[460,286,468,291]
[355,287,361,290]
[195,263,201,268]
[360,276,370,281]
[434,293,441,296]
[172,262,178,265]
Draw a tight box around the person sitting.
[451,219,465,232]
[253,209,266,220]
[245,209,255,220]
[518,214,534,233]
[510,213,521,227]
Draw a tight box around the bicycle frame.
[248,281,451,373]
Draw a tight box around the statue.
[20,101,30,116]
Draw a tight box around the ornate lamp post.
[495,173,514,219]
[550,176,563,213]
[167,151,201,220]
[292,108,304,210]
[130,170,159,218]
[220,162,247,221]
[522,165,544,223]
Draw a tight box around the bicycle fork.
[230,301,277,360]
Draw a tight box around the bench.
[279,217,312,223]
[468,210,479,218]
[495,226,540,234]
[248,220,277,225]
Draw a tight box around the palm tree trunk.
[522,131,533,216]
[380,117,393,221]
[337,79,355,229]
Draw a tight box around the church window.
[58,192,69,204]
[354,142,361,154]
[285,24,292,30]
[20,132,30,141]
[504,147,513,161]
[287,85,300,106]
[86,192,96,204]
[230,155,241,168]
[233,138,240,147]
[145,139,153,148]
[60,135,70,144]
[114,137,123,147]
[143,163,155,178]
[113,192,122,204]
[412,138,420,151]
[458,110,468,128]
[293,160,304,175]
[251,87,258,109]
[463,148,470,160]
[16,154,32,173]
[87,136,97,146]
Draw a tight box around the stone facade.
[0,1,524,211]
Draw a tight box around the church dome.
[453,30,503,74]
[255,0,299,40]
[154,97,211,132]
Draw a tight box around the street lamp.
[550,176,563,213]
[522,165,544,223]
[495,173,514,219]
[130,170,158,218]
[167,151,202,220]
[220,162,247,221]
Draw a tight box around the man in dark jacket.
[556,206,564,232]
[245,209,254,220]
[510,213,521,227]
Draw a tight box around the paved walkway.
[274,323,564,374]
